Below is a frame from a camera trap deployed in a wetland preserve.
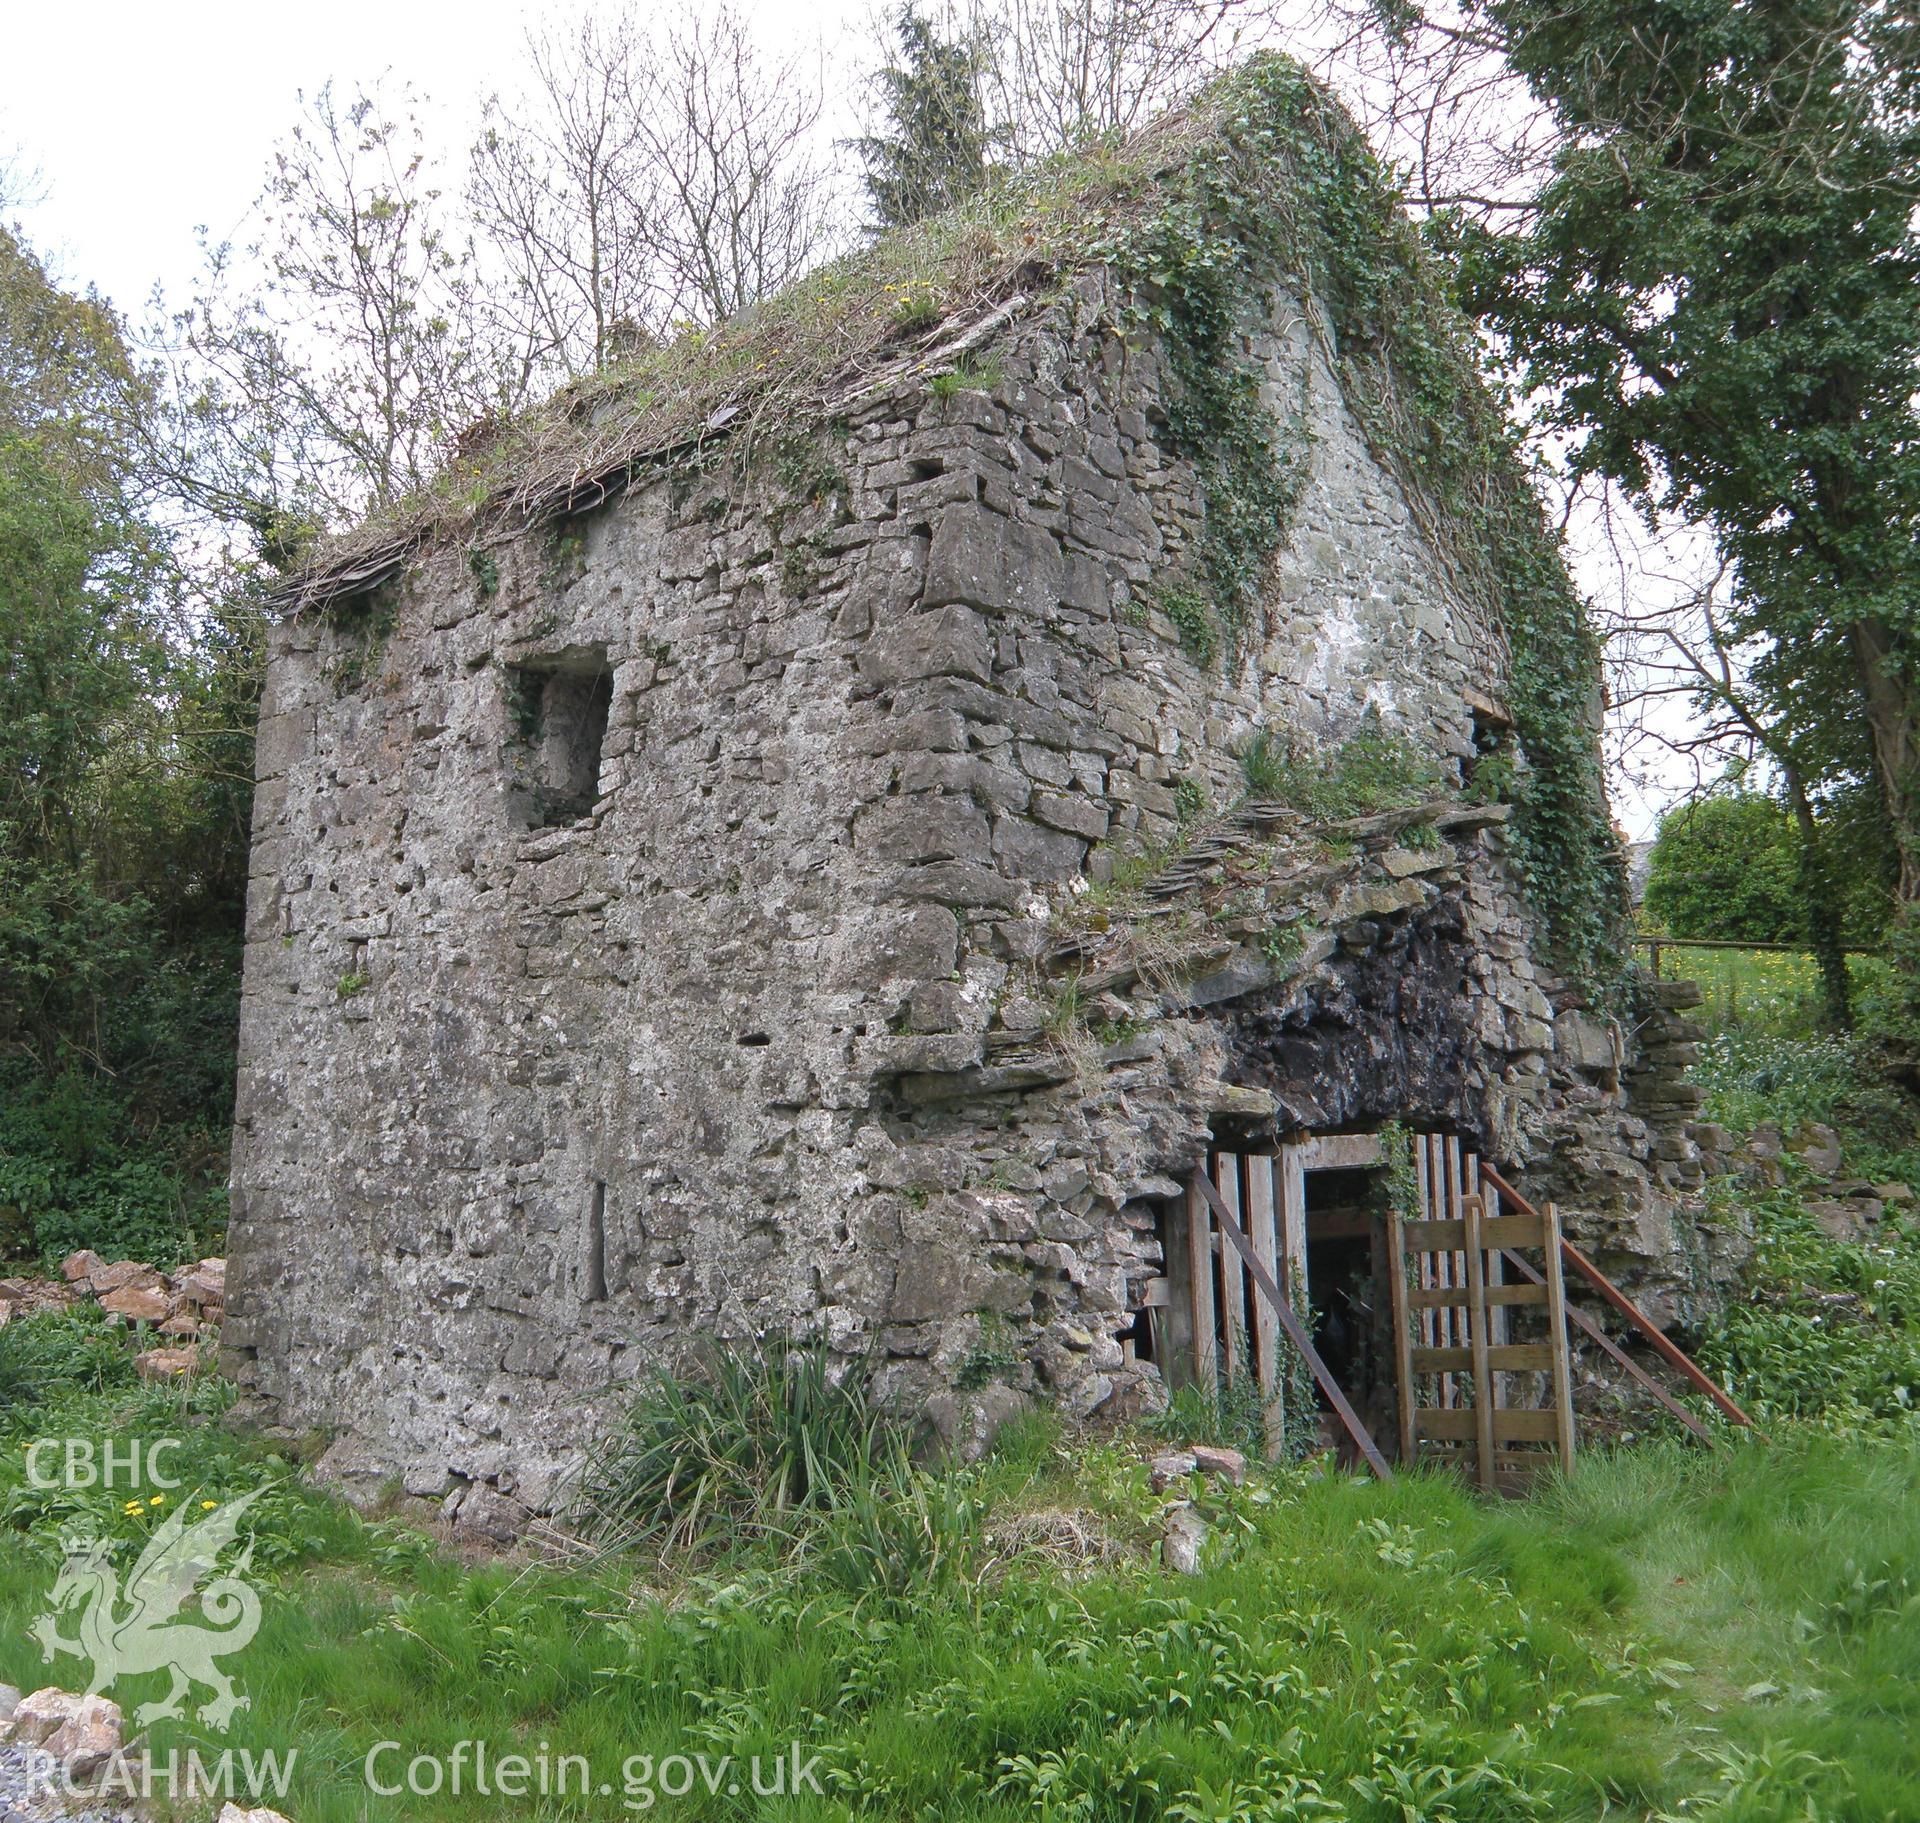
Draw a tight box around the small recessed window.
[508,650,613,827]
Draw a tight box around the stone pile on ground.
[0,1254,225,1381]
[0,1688,292,1823]
[1713,1119,1913,1243]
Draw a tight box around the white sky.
[4,0,1693,837]
[1,0,866,309]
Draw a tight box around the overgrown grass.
[568,1339,896,1555]
[5,1300,1920,1819]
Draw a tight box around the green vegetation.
[1645,792,1889,948]
[858,7,994,230]
[1466,0,1920,961]
[1238,717,1445,821]
[11,1299,1920,1819]
[927,358,1000,398]
[1645,795,1805,944]
[568,1340,895,1554]
[0,226,255,1273]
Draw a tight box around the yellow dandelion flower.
[150,1494,165,1506]
[201,1500,217,1510]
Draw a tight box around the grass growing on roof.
[1238,716,1446,820]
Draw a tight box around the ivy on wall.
[1098,56,1629,989]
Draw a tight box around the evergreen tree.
[858,8,993,229]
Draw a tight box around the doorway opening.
[1144,1132,1401,1461]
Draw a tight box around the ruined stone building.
[224,60,1737,1521]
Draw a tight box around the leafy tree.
[1643,793,1802,943]
[1458,0,1920,954]
[0,224,253,1264]
[859,8,995,228]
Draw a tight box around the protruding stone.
[59,1249,105,1285]
[134,1346,203,1381]
[99,1286,171,1324]
[1789,1123,1844,1178]
[4,1690,123,1780]
[41,1693,123,1780]
[88,1260,163,1296]
[1190,1445,1247,1485]
[924,502,1063,617]
[1807,1200,1869,1243]
[1162,1503,1207,1575]
[1148,1451,1197,1492]
[922,1385,1031,1463]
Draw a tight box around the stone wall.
[225,270,1729,1520]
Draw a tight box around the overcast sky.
[2,0,860,309]
[4,0,1691,838]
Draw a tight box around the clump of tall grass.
[0,1305,135,1415]
[570,1339,892,1554]
[807,1450,982,1596]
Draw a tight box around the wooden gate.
[1145,1130,1747,1492]
[1387,1135,1575,1490]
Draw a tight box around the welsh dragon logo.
[29,1487,265,1730]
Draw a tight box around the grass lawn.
[1640,944,1886,1041]
[3,1352,1919,1821]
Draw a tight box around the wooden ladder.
[1389,1135,1576,1491]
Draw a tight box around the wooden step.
[1408,1281,1547,1310]
[1417,1406,1562,1444]
[1409,1343,1557,1375]
[1403,1214,1545,1250]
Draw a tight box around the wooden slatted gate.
[1160,1138,1384,1464]
[1388,1135,1576,1490]
[1154,1132,1576,1488]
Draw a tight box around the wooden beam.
[1187,1172,1216,1389]
[1542,1203,1577,1472]
[1462,1188,1495,1491]
[1478,1163,1757,1432]
[1217,1154,1243,1384]
[1292,1133,1385,1170]
[1495,1246,1716,1445]
[1248,1155,1281,1459]
[1190,1169,1394,1481]
[1385,1157,1416,1467]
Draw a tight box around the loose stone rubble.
[223,199,1745,1520]
[4,1257,223,1381]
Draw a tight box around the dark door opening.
[1300,1162,1397,1462]
[1147,1135,1404,1465]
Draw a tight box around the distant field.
[1638,941,1886,1037]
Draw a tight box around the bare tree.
[872,0,1282,167]
[471,4,842,363]
[469,12,660,381]
[1294,0,1554,220]
[1590,503,1858,1025]
[633,4,843,328]
[164,81,523,543]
